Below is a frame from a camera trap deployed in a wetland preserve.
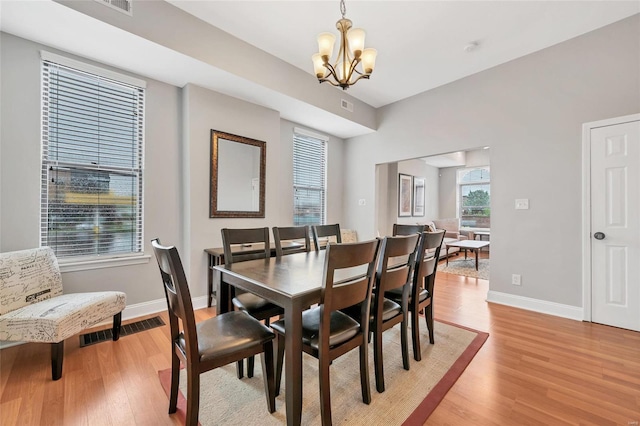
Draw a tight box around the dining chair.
[311,223,341,251]
[151,239,276,426]
[385,230,445,361]
[392,223,425,236]
[343,234,420,393]
[272,225,311,257]
[221,227,285,378]
[272,239,381,426]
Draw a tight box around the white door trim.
[581,113,640,322]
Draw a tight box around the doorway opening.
[374,147,491,281]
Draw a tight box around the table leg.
[208,256,213,308]
[475,249,479,270]
[284,302,304,426]
[215,270,231,314]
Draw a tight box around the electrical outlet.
[515,199,529,210]
[512,274,521,286]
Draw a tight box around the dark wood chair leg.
[411,306,422,362]
[373,327,385,393]
[261,340,276,413]
[51,341,64,381]
[248,316,271,378]
[400,317,410,370]
[169,349,180,414]
[426,303,435,344]
[359,340,371,404]
[274,333,285,396]
[319,355,333,426]
[112,312,122,341]
[185,367,200,426]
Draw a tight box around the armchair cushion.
[0,291,126,343]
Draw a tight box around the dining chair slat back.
[220,227,284,379]
[273,226,311,257]
[272,238,381,425]
[370,233,420,392]
[151,238,277,426]
[221,227,271,265]
[392,223,425,236]
[312,223,342,251]
[410,230,445,359]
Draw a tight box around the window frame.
[292,127,328,227]
[456,166,491,228]
[40,51,149,271]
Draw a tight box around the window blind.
[41,59,145,259]
[293,132,327,226]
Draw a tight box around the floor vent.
[79,316,164,347]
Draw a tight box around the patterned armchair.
[0,247,126,380]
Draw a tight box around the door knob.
[594,232,605,240]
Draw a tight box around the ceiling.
[0,1,638,137]
[168,1,639,108]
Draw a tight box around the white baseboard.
[112,295,212,322]
[0,296,213,350]
[486,290,583,321]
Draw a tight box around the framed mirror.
[210,130,266,218]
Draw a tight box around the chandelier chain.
[340,0,346,19]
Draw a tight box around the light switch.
[515,199,529,210]
[358,199,366,206]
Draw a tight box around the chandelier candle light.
[312,0,377,89]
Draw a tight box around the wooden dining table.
[205,241,303,307]
[213,250,329,426]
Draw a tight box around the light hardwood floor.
[1,265,639,425]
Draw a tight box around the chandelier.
[312,0,377,90]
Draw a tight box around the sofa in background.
[420,218,469,259]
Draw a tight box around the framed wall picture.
[413,177,425,216]
[398,173,413,217]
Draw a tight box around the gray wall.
[0,33,347,307]
[181,86,346,298]
[0,33,182,305]
[343,15,640,308]
[375,159,439,237]
[398,161,440,223]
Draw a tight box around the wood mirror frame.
[210,129,266,218]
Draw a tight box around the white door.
[590,118,640,331]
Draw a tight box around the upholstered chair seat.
[271,307,360,350]
[177,311,275,362]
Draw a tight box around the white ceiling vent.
[341,99,354,112]
[95,0,132,16]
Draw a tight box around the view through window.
[41,55,145,259]
[457,167,490,228]
[293,130,327,226]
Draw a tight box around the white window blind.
[41,57,145,259]
[293,130,327,226]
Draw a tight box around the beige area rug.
[439,258,490,280]
[158,321,488,426]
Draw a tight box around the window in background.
[293,129,327,226]
[457,167,490,228]
[41,53,145,260]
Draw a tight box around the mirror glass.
[210,130,265,218]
